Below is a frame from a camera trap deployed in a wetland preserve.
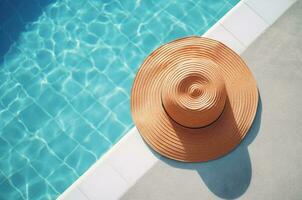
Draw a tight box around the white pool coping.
[58,0,296,199]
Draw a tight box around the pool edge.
[58,0,296,199]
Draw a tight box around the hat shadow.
[149,95,262,199]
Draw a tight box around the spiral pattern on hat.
[161,59,227,128]
[131,36,258,162]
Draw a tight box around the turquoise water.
[0,0,239,199]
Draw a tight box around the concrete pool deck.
[121,1,302,199]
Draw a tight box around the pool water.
[0,0,239,199]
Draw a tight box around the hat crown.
[161,59,227,128]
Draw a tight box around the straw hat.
[131,36,258,162]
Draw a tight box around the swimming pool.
[0,0,239,199]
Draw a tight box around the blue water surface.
[0,0,239,199]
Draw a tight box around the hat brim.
[131,36,258,162]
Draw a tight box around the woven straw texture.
[131,36,258,162]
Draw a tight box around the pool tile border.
[244,0,296,25]
[203,22,246,54]
[59,127,158,200]
[219,2,269,46]
[59,0,296,199]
